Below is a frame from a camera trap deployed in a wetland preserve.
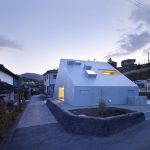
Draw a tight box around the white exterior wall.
[44,74,49,94]
[49,73,57,84]
[0,71,13,85]
[54,59,139,106]
[71,86,138,106]
[44,72,57,95]
[53,62,74,103]
[44,74,49,86]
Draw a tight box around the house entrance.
[59,86,64,101]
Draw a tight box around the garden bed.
[47,100,145,136]
[70,107,133,118]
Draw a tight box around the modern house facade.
[43,69,58,97]
[53,59,140,106]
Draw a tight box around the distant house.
[118,59,137,73]
[0,64,20,101]
[121,59,136,67]
[53,59,140,106]
[43,69,58,97]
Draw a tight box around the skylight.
[100,70,120,75]
[84,64,92,70]
[75,61,81,65]
[86,70,96,75]
[85,70,97,78]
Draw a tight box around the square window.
[53,75,57,79]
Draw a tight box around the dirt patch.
[69,107,134,118]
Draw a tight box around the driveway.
[7,95,150,150]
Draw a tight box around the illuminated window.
[58,86,64,101]
[100,70,120,75]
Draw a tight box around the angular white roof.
[60,59,137,87]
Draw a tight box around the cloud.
[130,2,150,26]
[0,36,21,50]
[105,31,150,58]
[105,2,150,58]
[119,31,150,51]
[105,51,128,58]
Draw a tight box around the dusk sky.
[0,0,150,74]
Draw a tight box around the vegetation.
[98,89,106,111]
[125,68,150,81]
[98,99,106,111]
[0,99,25,142]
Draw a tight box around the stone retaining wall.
[46,100,145,136]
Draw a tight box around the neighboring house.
[43,69,58,97]
[121,59,136,67]
[0,64,18,86]
[0,81,14,100]
[0,64,20,101]
[53,59,140,106]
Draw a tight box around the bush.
[14,104,24,113]
[98,99,106,111]
[6,100,14,112]
[0,100,25,142]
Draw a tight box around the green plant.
[98,89,106,110]
[98,99,106,111]
[6,101,14,112]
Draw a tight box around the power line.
[127,0,150,14]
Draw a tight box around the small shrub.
[98,99,106,111]
[6,101,14,112]
[14,104,24,113]
[0,100,25,142]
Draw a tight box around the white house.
[53,59,141,106]
[43,69,58,97]
[0,64,19,101]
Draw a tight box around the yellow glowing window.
[100,70,120,75]
[59,86,64,101]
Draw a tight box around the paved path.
[7,96,150,150]
[17,95,57,128]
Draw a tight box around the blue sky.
[0,0,150,74]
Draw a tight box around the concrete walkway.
[17,95,57,128]
[7,96,150,150]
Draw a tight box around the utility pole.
[148,51,150,63]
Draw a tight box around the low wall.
[46,100,145,136]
